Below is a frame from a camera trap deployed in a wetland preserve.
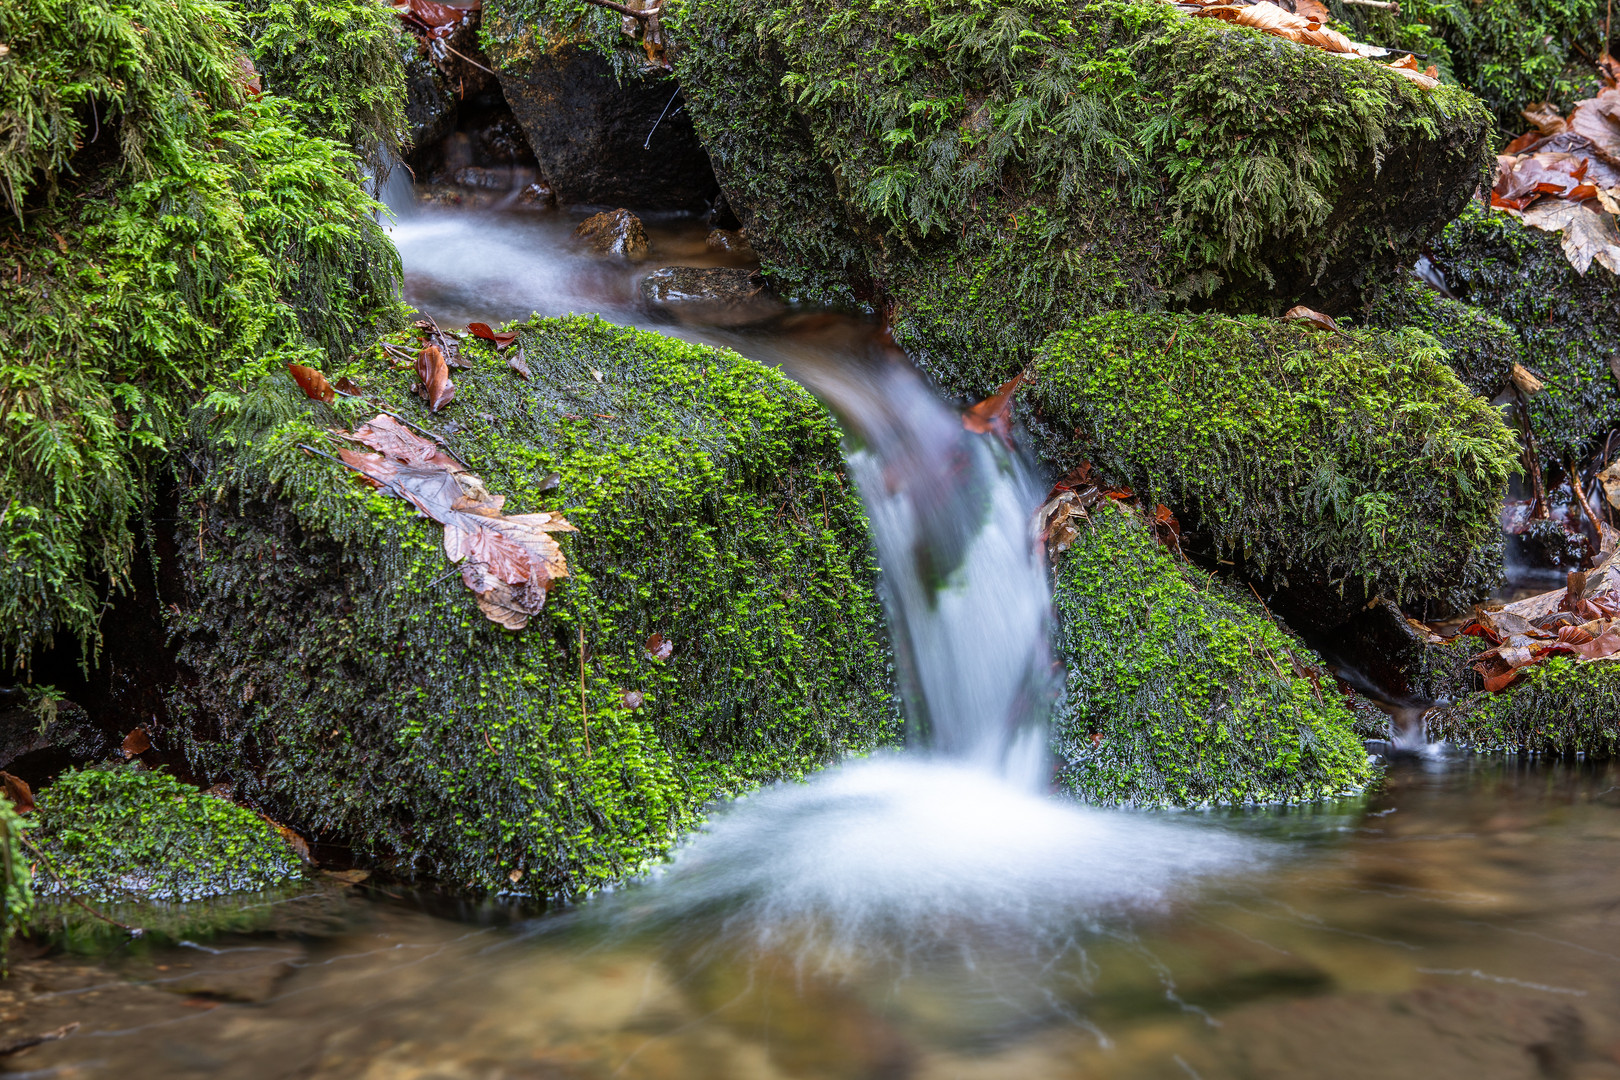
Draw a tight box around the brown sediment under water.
[4,756,1620,1079]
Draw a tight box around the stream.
[7,198,1620,1080]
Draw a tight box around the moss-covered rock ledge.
[164,316,899,896]
[1054,502,1371,807]
[1025,312,1519,617]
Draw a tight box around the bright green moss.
[166,316,899,897]
[1334,0,1606,133]
[1364,278,1521,400]
[1425,203,1620,466]
[1054,501,1372,807]
[235,0,410,167]
[31,766,303,902]
[1029,311,1518,607]
[669,0,1493,397]
[0,0,404,667]
[0,798,31,972]
[1428,657,1620,756]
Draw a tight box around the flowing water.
[8,197,1620,1079]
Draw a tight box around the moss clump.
[1365,279,1521,400]
[670,0,1493,397]
[1333,0,1606,133]
[0,0,403,666]
[1424,203,1620,466]
[1054,502,1372,807]
[166,315,898,897]
[0,798,32,972]
[31,766,303,903]
[1427,657,1620,756]
[235,0,410,167]
[1028,311,1518,608]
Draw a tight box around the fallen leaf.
[1569,86,1620,162]
[234,53,262,99]
[1189,2,1384,56]
[645,632,673,661]
[338,414,460,470]
[1282,304,1340,331]
[507,347,531,379]
[1520,197,1620,275]
[467,322,519,349]
[962,372,1026,446]
[1385,53,1439,88]
[508,868,524,883]
[390,0,473,36]
[0,772,32,814]
[1599,458,1620,509]
[254,811,311,862]
[121,726,151,758]
[288,363,335,404]
[1509,362,1546,396]
[334,377,363,396]
[415,344,455,411]
[622,690,645,709]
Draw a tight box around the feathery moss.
[1364,278,1521,400]
[1054,502,1372,807]
[0,0,403,667]
[1027,311,1518,608]
[165,316,899,897]
[1428,657,1620,756]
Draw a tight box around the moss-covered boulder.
[1026,312,1519,613]
[1053,502,1371,807]
[1334,0,1607,133]
[1365,279,1521,400]
[1425,203,1620,464]
[663,0,1493,397]
[31,766,303,902]
[1427,657,1620,756]
[164,316,898,896]
[0,0,402,665]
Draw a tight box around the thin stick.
[582,0,661,19]
[1342,0,1400,8]
[435,40,497,76]
[1570,461,1605,556]
[1517,395,1549,520]
[578,625,593,758]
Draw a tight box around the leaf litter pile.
[1457,558,1620,692]
[1492,58,1620,275]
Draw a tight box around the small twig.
[1516,394,1549,520]
[645,87,680,149]
[582,0,661,19]
[1569,460,1605,558]
[0,1022,79,1058]
[1342,0,1399,8]
[578,626,593,758]
[435,40,497,76]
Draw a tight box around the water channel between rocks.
[7,200,1620,1080]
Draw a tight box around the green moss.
[0,0,404,667]
[1425,203,1620,465]
[1428,657,1620,756]
[166,315,899,897]
[670,0,1493,397]
[1054,501,1372,807]
[31,766,303,902]
[1028,311,1518,607]
[1333,0,1606,133]
[0,798,31,973]
[1364,278,1521,399]
[235,0,410,167]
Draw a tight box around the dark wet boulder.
[1024,311,1519,621]
[162,316,897,896]
[1053,502,1372,808]
[672,0,1494,398]
[403,47,457,157]
[706,228,755,257]
[1423,203,1620,467]
[640,266,781,325]
[0,694,111,780]
[575,208,650,257]
[482,26,718,210]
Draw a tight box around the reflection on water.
[7,758,1620,1078]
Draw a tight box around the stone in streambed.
[575,209,649,258]
[705,228,754,257]
[639,267,782,325]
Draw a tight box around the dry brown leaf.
[508,347,531,380]
[416,344,455,411]
[288,363,335,404]
[467,322,519,349]
[1190,2,1382,56]
[1520,198,1620,275]
[645,632,674,661]
[0,772,33,814]
[1569,86,1620,162]
[962,372,1026,446]
[622,690,645,709]
[339,415,460,470]
[121,726,151,758]
[1282,304,1340,331]
[1509,362,1546,396]
[1385,54,1439,88]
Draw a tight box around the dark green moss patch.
[166,316,898,897]
[1364,279,1521,400]
[1028,311,1518,609]
[31,766,303,903]
[1054,502,1372,807]
[1425,203,1620,465]
[1428,657,1620,756]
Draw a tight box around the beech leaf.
[0,771,33,814]
[1282,305,1339,332]
[288,363,335,403]
[962,371,1026,446]
[416,344,456,411]
[508,347,532,379]
[121,726,151,758]
[467,322,520,349]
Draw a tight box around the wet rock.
[488,43,718,210]
[452,166,511,190]
[403,49,456,158]
[704,228,753,258]
[639,267,781,325]
[517,181,556,208]
[1429,656,1620,757]
[0,695,111,779]
[575,209,649,258]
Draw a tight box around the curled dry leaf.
[416,344,456,411]
[334,376,363,396]
[507,347,532,380]
[1282,305,1339,332]
[0,771,33,814]
[288,363,335,404]
[645,632,674,661]
[121,726,151,758]
[391,0,474,37]
[1509,362,1546,396]
[1384,53,1438,88]
[467,322,519,349]
[1189,1,1383,56]
[962,372,1026,447]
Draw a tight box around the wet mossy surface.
[0,0,403,665]
[1428,657,1620,757]
[1364,279,1521,400]
[31,766,304,903]
[671,0,1493,398]
[166,316,899,897]
[1027,311,1518,610]
[0,798,30,971]
[1425,203,1620,465]
[1053,502,1373,808]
